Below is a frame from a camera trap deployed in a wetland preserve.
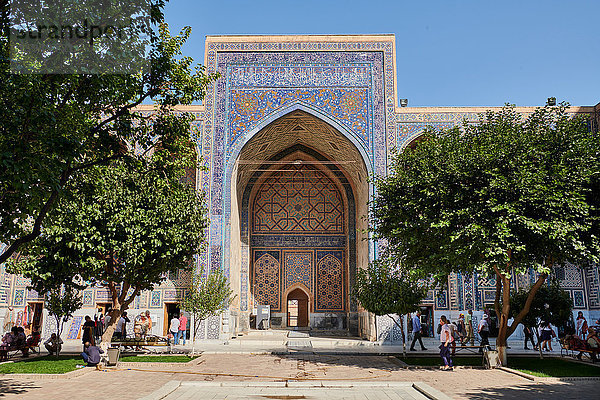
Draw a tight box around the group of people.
[168,313,188,345]
[563,311,600,362]
[0,325,41,359]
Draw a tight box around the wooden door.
[287,288,309,328]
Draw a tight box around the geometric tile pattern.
[315,250,344,311]
[230,88,369,147]
[253,164,344,233]
[252,251,281,311]
[284,251,312,291]
[586,266,600,309]
[553,263,585,288]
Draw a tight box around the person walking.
[478,314,490,353]
[177,313,188,346]
[465,309,474,346]
[448,320,458,356]
[410,310,427,351]
[539,321,555,351]
[169,314,180,345]
[438,315,454,371]
[523,325,537,350]
[457,314,466,345]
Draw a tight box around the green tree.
[354,258,427,356]
[15,152,209,343]
[0,0,216,264]
[182,268,234,354]
[372,104,599,365]
[510,279,573,359]
[44,285,83,355]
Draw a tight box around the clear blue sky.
[164,0,600,107]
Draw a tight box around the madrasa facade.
[1,35,600,342]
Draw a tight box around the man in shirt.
[114,312,129,339]
[169,314,180,345]
[81,341,103,370]
[410,310,427,351]
[465,309,474,346]
[44,333,63,355]
[177,313,188,346]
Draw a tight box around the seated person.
[15,327,26,347]
[22,326,41,357]
[1,327,17,348]
[586,328,600,362]
[81,341,104,369]
[44,333,63,355]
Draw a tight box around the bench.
[110,334,171,352]
[560,336,599,361]
[0,342,40,361]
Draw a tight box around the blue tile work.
[199,39,394,280]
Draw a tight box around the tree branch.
[508,272,548,336]
[0,168,70,264]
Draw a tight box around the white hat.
[483,314,489,319]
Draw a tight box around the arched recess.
[226,109,371,335]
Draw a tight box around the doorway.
[27,302,44,333]
[287,288,309,327]
[163,303,180,335]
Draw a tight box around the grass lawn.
[399,356,483,367]
[508,357,600,378]
[119,355,198,363]
[0,355,81,374]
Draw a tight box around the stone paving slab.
[144,381,433,400]
[0,353,597,400]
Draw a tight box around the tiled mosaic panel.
[13,289,24,306]
[586,266,600,309]
[230,88,370,147]
[283,251,312,291]
[253,164,344,233]
[82,290,93,306]
[252,250,281,311]
[553,263,585,288]
[572,290,586,308]
[315,250,344,311]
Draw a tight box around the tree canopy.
[14,150,209,341]
[372,104,599,364]
[0,0,216,264]
[182,268,234,352]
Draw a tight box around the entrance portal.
[287,288,309,327]
[232,110,371,335]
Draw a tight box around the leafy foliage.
[44,285,83,354]
[510,280,573,328]
[182,268,234,349]
[372,104,599,361]
[0,0,217,263]
[354,260,426,318]
[15,154,208,341]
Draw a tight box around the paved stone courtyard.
[0,353,598,399]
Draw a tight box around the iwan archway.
[228,109,370,335]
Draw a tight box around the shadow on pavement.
[272,353,403,372]
[462,380,597,400]
[0,378,40,397]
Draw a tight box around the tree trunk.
[388,314,406,358]
[492,265,510,366]
[535,329,543,359]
